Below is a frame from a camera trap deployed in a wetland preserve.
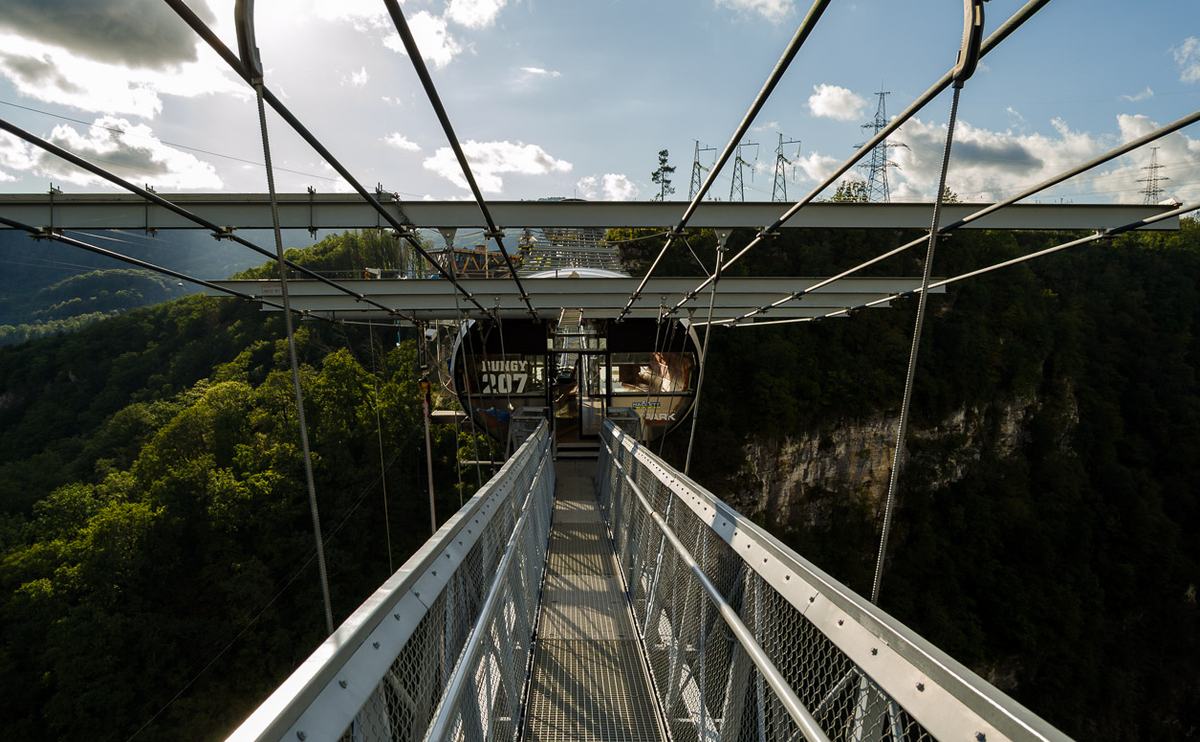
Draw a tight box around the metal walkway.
[224,420,1076,742]
[524,458,664,742]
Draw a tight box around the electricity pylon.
[689,141,716,201]
[772,133,801,202]
[855,91,905,203]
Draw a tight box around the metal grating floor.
[523,459,665,742]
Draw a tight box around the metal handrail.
[598,420,1074,742]
[225,421,552,742]
[423,435,553,741]
[603,436,833,742]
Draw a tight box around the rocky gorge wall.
[729,394,1061,532]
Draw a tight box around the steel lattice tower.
[772,133,801,202]
[729,142,757,202]
[689,141,716,201]
[856,91,903,203]
[1138,147,1169,204]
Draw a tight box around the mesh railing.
[226,421,553,742]
[597,420,1074,742]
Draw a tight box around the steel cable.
[252,77,335,635]
[724,107,1200,325]
[665,0,1054,318]
[380,0,538,320]
[160,0,493,319]
[620,0,834,319]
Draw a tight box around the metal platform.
[523,459,666,742]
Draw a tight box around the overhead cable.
[238,0,335,635]
[728,107,1200,324]
[724,200,1200,329]
[666,0,1054,317]
[0,214,287,310]
[379,0,537,320]
[161,0,493,320]
[0,116,401,317]
[619,0,833,320]
[871,0,987,606]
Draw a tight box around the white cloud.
[423,140,572,193]
[312,0,391,30]
[384,11,462,69]
[1174,37,1200,83]
[888,114,1200,203]
[1006,106,1025,124]
[0,0,216,70]
[383,132,421,152]
[446,0,508,29]
[715,0,793,23]
[314,2,465,68]
[577,173,639,200]
[752,121,780,133]
[807,84,866,122]
[11,117,222,189]
[344,66,370,87]
[382,95,403,106]
[0,33,243,117]
[793,151,842,183]
[1121,86,1154,102]
[0,131,38,181]
[521,66,561,78]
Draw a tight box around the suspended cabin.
[450,311,699,445]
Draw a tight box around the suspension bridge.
[1,0,1198,739]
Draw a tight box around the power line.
[162,0,494,320]
[619,0,835,320]
[725,200,1200,329]
[381,0,538,320]
[0,98,360,187]
[665,0,1098,319]
[719,108,1200,326]
[0,116,404,317]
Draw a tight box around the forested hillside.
[643,219,1200,740]
[0,232,474,740]
[0,228,307,346]
[1,222,1197,740]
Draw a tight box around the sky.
[0,0,1198,206]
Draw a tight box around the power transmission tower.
[689,141,716,200]
[855,91,905,202]
[772,133,801,202]
[1137,147,1169,204]
[729,142,758,202]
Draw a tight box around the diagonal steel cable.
[381,0,538,320]
[723,200,1200,329]
[620,0,833,320]
[665,0,1054,318]
[161,0,493,319]
[725,107,1200,324]
[0,215,290,310]
[0,116,403,317]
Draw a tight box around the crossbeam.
[0,194,1179,231]
[203,276,945,322]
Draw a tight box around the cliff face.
[732,394,1059,530]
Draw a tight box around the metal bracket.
[307,186,317,238]
[47,183,61,232]
[144,184,158,236]
[212,226,236,241]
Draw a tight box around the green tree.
[651,149,676,201]
[830,179,868,202]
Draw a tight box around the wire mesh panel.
[596,421,1074,742]
[225,423,554,742]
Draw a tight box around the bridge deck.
[522,458,666,742]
